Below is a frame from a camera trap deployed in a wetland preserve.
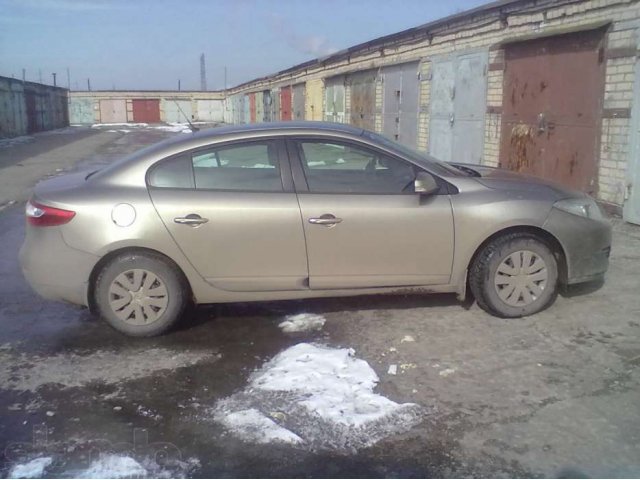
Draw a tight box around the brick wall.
[225,0,639,208]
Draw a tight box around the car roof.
[193,121,364,137]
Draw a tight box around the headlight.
[554,197,604,220]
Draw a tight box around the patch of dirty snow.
[218,408,303,444]
[151,123,193,133]
[92,122,148,128]
[0,347,218,392]
[8,457,52,478]
[0,135,34,149]
[67,453,199,479]
[278,313,326,333]
[213,343,426,451]
[76,454,146,479]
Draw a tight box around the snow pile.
[78,454,146,478]
[278,313,326,333]
[92,122,149,128]
[221,408,303,445]
[152,123,193,133]
[71,454,199,479]
[214,343,425,451]
[8,457,52,478]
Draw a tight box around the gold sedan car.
[20,122,611,336]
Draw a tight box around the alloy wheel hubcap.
[108,269,168,325]
[494,250,548,307]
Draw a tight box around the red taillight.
[26,201,76,227]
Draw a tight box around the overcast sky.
[0,0,489,91]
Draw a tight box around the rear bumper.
[543,208,612,285]
[19,225,99,306]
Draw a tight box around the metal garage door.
[324,76,345,123]
[270,89,279,123]
[500,29,606,195]
[262,90,272,122]
[69,98,94,124]
[132,99,161,123]
[429,51,487,164]
[196,100,224,122]
[280,86,292,120]
[99,99,127,124]
[382,62,420,148]
[163,99,192,124]
[292,83,305,120]
[349,70,376,130]
[625,25,640,225]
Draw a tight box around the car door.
[288,138,454,289]
[148,138,309,292]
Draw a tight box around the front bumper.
[543,208,612,285]
[19,225,99,306]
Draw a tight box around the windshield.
[361,130,467,177]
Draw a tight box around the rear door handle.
[308,214,342,226]
[174,214,209,227]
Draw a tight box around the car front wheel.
[470,234,559,318]
[94,251,188,336]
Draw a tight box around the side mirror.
[414,171,440,195]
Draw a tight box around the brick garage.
[223,0,640,219]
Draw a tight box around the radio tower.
[200,54,207,91]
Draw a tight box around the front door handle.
[174,214,209,227]
[308,214,342,227]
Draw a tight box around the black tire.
[469,234,558,318]
[94,251,188,336]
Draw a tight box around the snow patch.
[217,408,303,444]
[151,122,193,133]
[8,457,52,478]
[76,454,146,478]
[92,122,148,128]
[278,313,326,333]
[213,343,425,451]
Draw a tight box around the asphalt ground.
[0,127,639,478]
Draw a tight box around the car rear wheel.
[94,251,188,336]
[470,234,558,318]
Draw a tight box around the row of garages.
[223,58,478,165]
[0,76,69,138]
[68,91,225,125]
[221,0,640,225]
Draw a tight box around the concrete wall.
[0,76,68,139]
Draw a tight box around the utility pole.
[52,73,57,87]
[224,66,227,91]
[22,69,26,82]
[178,79,181,91]
[200,53,207,91]
[39,69,42,83]
[87,78,91,91]
[66,67,70,89]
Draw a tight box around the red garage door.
[499,28,606,195]
[132,99,161,123]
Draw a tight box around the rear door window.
[192,142,283,191]
[148,141,284,192]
